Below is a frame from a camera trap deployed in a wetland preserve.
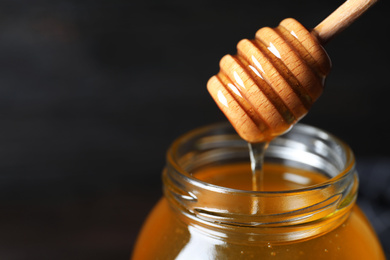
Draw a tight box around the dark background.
[0,0,389,259]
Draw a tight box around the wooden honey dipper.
[207,0,378,143]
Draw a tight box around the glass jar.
[132,123,385,259]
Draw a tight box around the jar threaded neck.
[164,123,357,242]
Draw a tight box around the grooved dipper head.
[207,18,331,143]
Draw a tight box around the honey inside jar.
[131,123,386,259]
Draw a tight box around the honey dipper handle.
[312,0,378,44]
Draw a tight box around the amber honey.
[131,123,386,259]
[132,162,385,259]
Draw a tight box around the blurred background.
[0,0,389,259]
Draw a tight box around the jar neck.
[163,123,358,243]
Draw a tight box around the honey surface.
[193,162,328,191]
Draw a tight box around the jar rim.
[167,122,355,196]
[164,122,358,241]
